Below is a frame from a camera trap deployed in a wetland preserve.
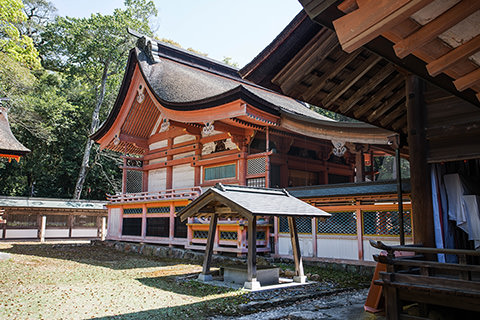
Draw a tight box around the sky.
[50,0,303,67]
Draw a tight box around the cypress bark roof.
[0,107,30,158]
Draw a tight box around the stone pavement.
[211,289,384,320]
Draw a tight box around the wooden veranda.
[178,184,331,289]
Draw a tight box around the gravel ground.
[0,241,380,319]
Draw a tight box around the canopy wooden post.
[244,216,260,290]
[288,216,306,283]
[198,213,218,281]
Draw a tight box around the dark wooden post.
[245,216,260,289]
[2,212,7,239]
[288,216,306,283]
[68,215,73,238]
[405,75,434,247]
[198,213,218,281]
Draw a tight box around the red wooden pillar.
[141,204,147,240]
[356,205,364,260]
[166,138,173,189]
[142,160,149,192]
[265,127,270,188]
[194,137,202,186]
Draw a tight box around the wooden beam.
[339,63,396,113]
[337,0,358,14]
[288,217,305,282]
[322,55,382,108]
[453,68,480,92]
[199,213,218,280]
[394,0,480,59]
[354,74,404,118]
[302,49,362,101]
[426,34,480,77]
[119,133,148,150]
[332,0,434,53]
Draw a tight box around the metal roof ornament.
[159,118,170,133]
[202,121,215,136]
[136,84,145,104]
[331,139,347,157]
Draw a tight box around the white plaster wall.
[45,229,69,238]
[173,164,195,189]
[107,208,122,239]
[174,134,195,145]
[71,229,98,238]
[149,140,167,150]
[317,237,358,260]
[363,238,413,261]
[278,235,314,257]
[173,151,195,160]
[6,229,37,238]
[0,230,2,238]
[148,168,167,192]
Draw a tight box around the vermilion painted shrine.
[91,34,405,259]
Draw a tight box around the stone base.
[293,275,307,283]
[198,273,213,281]
[244,279,261,290]
[224,266,279,286]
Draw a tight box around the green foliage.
[309,104,359,122]
[222,56,239,68]
[0,0,40,68]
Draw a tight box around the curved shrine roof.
[0,107,30,160]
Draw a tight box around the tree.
[0,0,40,68]
[40,0,157,199]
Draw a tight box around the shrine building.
[92,35,393,255]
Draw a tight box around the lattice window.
[247,157,266,175]
[73,215,97,227]
[204,164,236,181]
[123,208,142,215]
[147,207,170,214]
[247,177,266,188]
[256,231,266,240]
[122,218,142,236]
[278,216,312,234]
[6,214,37,228]
[363,210,412,236]
[318,212,357,235]
[220,231,237,240]
[126,170,143,193]
[146,217,169,237]
[193,230,209,239]
[174,217,187,238]
[46,215,68,227]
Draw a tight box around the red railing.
[107,187,202,203]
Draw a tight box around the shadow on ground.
[0,242,183,270]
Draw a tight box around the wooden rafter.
[302,49,362,101]
[393,0,480,59]
[379,102,406,126]
[454,68,480,92]
[322,54,382,108]
[339,64,396,113]
[426,34,480,77]
[332,0,434,53]
[273,29,338,94]
[353,74,405,118]
[367,90,405,122]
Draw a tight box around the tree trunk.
[73,62,110,200]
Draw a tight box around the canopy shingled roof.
[177,184,331,221]
[0,107,30,161]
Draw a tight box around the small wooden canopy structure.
[0,107,29,162]
[178,184,331,289]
